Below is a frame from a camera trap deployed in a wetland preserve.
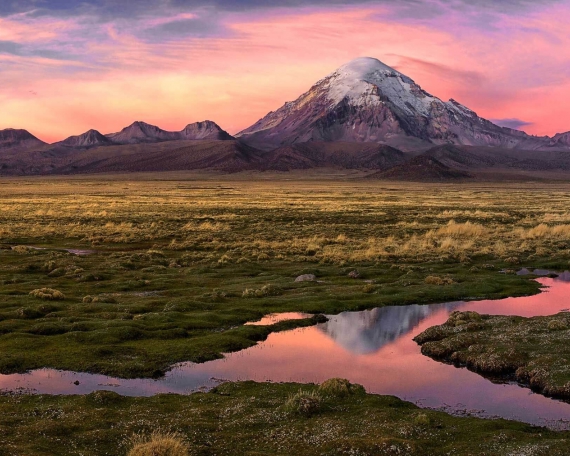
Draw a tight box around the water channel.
[2,277,570,429]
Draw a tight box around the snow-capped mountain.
[0,128,46,150]
[237,57,558,151]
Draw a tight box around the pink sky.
[1,1,569,143]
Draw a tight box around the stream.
[2,276,570,429]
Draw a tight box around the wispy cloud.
[491,118,534,130]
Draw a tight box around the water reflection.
[321,303,461,354]
[2,277,570,429]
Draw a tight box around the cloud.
[490,118,534,130]
[0,39,76,60]
[3,0,562,19]
[389,55,485,86]
[140,13,232,41]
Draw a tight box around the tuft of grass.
[29,288,65,300]
[318,378,365,398]
[242,284,282,298]
[128,432,188,456]
[284,389,322,417]
[424,276,455,286]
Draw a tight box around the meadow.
[2,380,570,455]
[1,175,565,377]
[1,175,570,455]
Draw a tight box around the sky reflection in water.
[2,277,570,429]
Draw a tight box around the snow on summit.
[323,57,437,117]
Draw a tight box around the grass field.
[2,175,570,455]
[2,380,570,456]
[1,176,566,377]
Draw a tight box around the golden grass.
[128,432,188,456]
[1,178,570,265]
[29,288,65,300]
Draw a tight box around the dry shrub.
[242,284,281,298]
[128,432,188,456]
[29,288,65,300]
[548,320,568,331]
[436,220,485,238]
[413,413,431,426]
[424,276,455,286]
[447,311,482,327]
[318,378,364,398]
[285,390,322,416]
[12,245,36,254]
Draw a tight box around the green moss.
[0,381,568,455]
[415,311,570,400]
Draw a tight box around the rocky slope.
[261,142,406,171]
[0,129,46,151]
[371,155,472,181]
[58,129,113,148]
[237,57,564,152]
[180,120,234,140]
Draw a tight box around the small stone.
[295,274,316,282]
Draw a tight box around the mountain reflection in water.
[320,303,461,354]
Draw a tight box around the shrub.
[318,378,365,398]
[128,432,188,456]
[548,319,567,331]
[424,276,455,286]
[82,295,117,304]
[29,288,65,300]
[284,390,322,417]
[12,245,36,254]
[242,284,282,298]
[413,413,431,426]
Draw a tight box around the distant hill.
[261,142,406,171]
[0,129,46,151]
[106,120,234,145]
[57,129,114,148]
[371,155,471,181]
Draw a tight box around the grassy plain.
[2,381,570,456]
[0,175,569,377]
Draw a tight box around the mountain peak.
[334,57,401,79]
[59,129,112,148]
[181,121,234,140]
[107,121,178,144]
[237,56,554,151]
[0,128,46,150]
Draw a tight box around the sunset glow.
[1,1,569,142]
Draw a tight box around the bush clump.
[284,390,322,417]
[128,432,188,456]
[548,319,568,331]
[424,276,455,286]
[82,295,117,304]
[242,284,282,298]
[29,288,65,300]
[318,378,365,398]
